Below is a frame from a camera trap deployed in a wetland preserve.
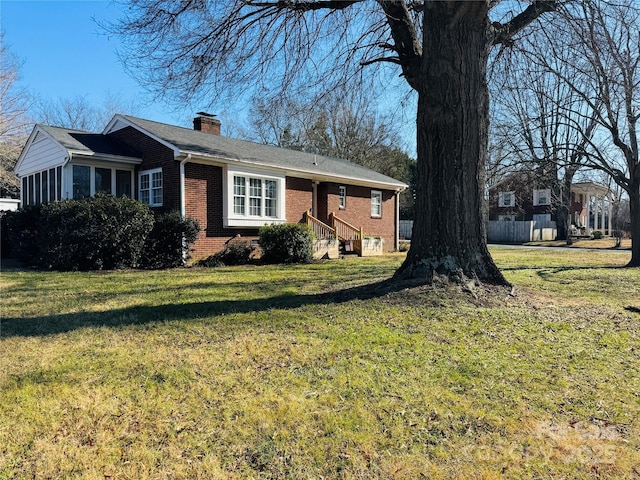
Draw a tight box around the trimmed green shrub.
[4,196,201,270]
[196,237,254,267]
[2,205,42,263]
[140,211,200,269]
[38,193,155,270]
[259,223,313,264]
[592,230,604,239]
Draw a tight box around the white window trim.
[371,190,382,218]
[339,185,346,209]
[533,188,551,206]
[498,191,515,208]
[498,214,516,222]
[139,168,163,207]
[224,168,286,227]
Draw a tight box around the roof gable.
[15,124,142,176]
[15,125,69,176]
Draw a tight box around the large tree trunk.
[556,170,576,242]
[628,186,640,267]
[395,2,507,285]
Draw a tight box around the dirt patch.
[374,280,515,309]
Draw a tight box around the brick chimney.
[193,112,221,135]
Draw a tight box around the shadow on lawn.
[0,278,409,338]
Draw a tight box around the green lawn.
[1,248,639,479]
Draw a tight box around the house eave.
[69,151,142,165]
[180,150,408,192]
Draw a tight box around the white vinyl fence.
[399,220,413,240]
[399,220,557,243]
[487,220,557,243]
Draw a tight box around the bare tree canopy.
[490,40,600,241]
[246,90,416,217]
[108,0,558,286]
[521,0,640,266]
[0,34,30,198]
[32,93,142,132]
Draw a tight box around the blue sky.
[1,0,194,129]
[1,0,416,153]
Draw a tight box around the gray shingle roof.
[40,125,139,159]
[120,115,408,190]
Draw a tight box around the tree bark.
[395,2,507,285]
[628,186,640,267]
[556,169,576,242]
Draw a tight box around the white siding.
[15,133,66,176]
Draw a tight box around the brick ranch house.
[15,114,408,259]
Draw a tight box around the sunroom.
[15,125,141,207]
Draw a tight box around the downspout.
[179,154,191,218]
[179,153,192,265]
[62,155,71,199]
[395,189,401,251]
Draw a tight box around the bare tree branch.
[492,0,558,46]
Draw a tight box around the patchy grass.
[523,238,632,250]
[1,249,639,479]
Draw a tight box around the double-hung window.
[233,176,246,214]
[226,170,285,227]
[139,168,162,207]
[265,180,277,217]
[533,188,551,206]
[498,191,514,207]
[339,186,346,209]
[249,178,262,216]
[371,190,382,217]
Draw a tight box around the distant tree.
[108,1,558,286]
[32,92,141,132]
[0,34,30,198]
[247,91,416,217]
[526,0,640,266]
[491,48,599,241]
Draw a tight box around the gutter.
[180,149,408,192]
[179,154,191,217]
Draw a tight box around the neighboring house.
[488,170,555,225]
[487,172,613,242]
[15,113,407,258]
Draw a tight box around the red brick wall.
[185,163,260,258]
[107,126,180,211]
[324,183,396,251]
[285,177,313,223]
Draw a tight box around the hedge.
[4,194,199,271]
